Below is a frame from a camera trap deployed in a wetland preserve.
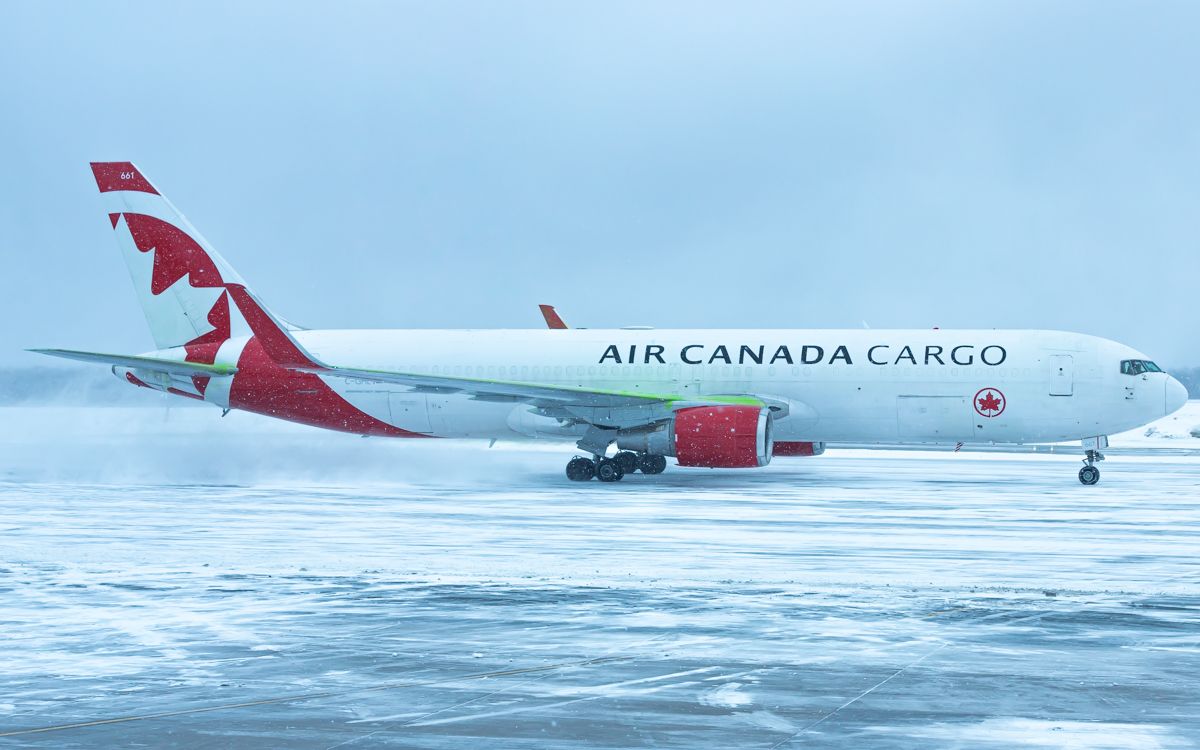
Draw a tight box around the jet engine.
[616,405,773,468]
[772,441,826,457]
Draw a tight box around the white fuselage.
[177,328,1180,445]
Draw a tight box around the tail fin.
[539,304,569,329]
[90,162,259,360]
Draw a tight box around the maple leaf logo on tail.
[90,162,279,395]
[974,388,1006,418]
[89,162,270,354]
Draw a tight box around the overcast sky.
[2,2,1197,367]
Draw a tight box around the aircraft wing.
[29,348,237,378]
[295,362,767,428]
[224,285,770,428]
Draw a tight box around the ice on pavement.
[0,403,1198,747]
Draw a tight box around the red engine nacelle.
[772,441,826,457]
[673,405,773,468]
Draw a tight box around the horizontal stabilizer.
[29,349,237,377]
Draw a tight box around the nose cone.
[1165,376,1189,415]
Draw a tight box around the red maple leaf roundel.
[974,388,1005,418]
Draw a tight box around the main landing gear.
[1078,436,1107,485]
[565,451,668,482]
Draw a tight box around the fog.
[0,404,551,486]
[3,2,1199,368]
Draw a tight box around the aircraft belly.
[387,392,432,433]
[897,396,973,442]
[426,395,526,439]
[321,377,394,428]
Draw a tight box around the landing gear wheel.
[614,451,640,475]
[638,454,667,475]
[595,458,625,483]
[1079,444,1105,486]
[566,456,596,482]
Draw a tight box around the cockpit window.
[1121,359,1162,375]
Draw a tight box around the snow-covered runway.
[1,406,1198,748]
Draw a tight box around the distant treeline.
[2,365,1197,406]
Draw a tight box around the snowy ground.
[1,404,1198,748]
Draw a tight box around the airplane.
[33,162,1188,485]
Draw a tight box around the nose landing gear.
[1078,436,1107,485]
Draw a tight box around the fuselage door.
[388,392,433,432]
[897,396,974,442]
[1049,354,1074,396]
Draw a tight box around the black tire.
[566,457,596,482]
[638,454,667,475]
[595,458,625,483]
[1078,465,1100,485]
[614,451,640,475]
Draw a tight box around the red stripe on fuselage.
[228,338,428,437]
[225,284,315,369]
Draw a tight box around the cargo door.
[897,396,974,441]
[1049,355,1074,396]
[388,392,432,433]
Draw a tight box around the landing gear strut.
[564,451,668,482]
[1078,436,1107,485]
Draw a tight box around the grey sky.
[3,2,1197,366]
